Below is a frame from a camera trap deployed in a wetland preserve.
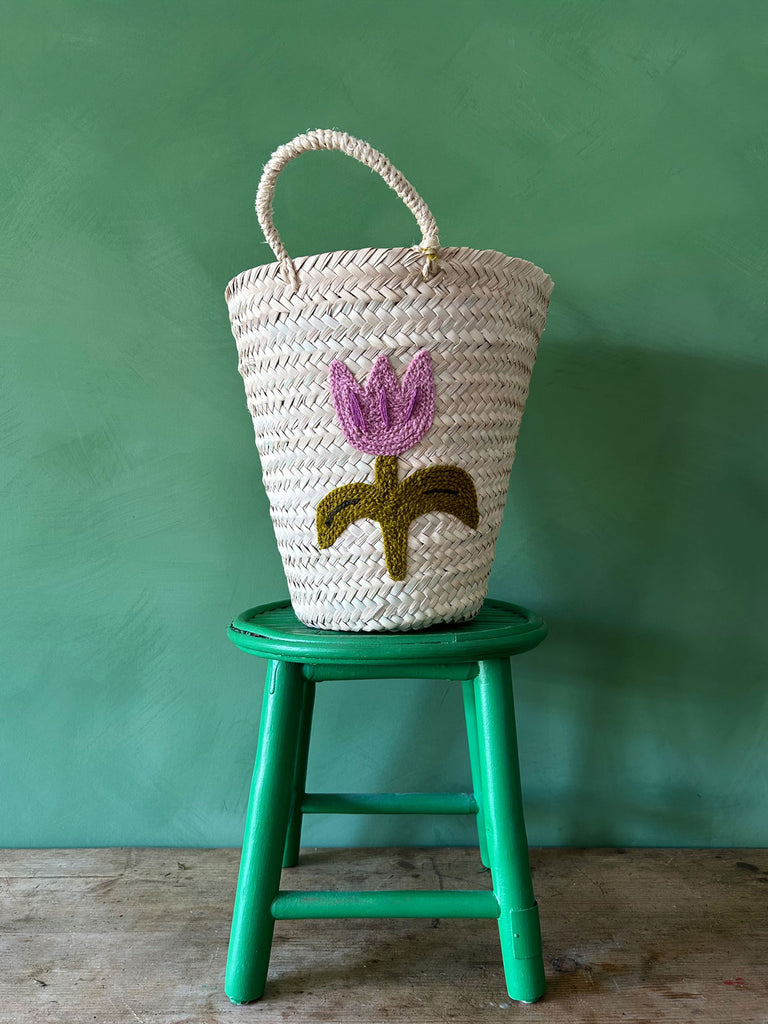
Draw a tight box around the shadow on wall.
[495,328,768,846]
[303,332,767,848]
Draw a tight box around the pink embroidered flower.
[329,350,435,456]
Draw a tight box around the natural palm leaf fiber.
[225,129,553,631]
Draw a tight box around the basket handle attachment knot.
[255,129,441,290]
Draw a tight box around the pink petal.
[366,354,401,400]
[401,350,434,401]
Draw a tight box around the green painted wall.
[2,1,766,848]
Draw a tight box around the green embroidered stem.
[317,456,479,582]
[373,457,409,579]
[374,454,399,495]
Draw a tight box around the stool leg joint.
[508,903,542,960]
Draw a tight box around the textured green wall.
[2,1,766,848]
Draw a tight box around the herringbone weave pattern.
[225,132,553,631]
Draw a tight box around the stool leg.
[282,678,316,868]
[225,660,304,1004]
[462,679,490,868]
[475,658,545,1004]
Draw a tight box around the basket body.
[226,243,552,631]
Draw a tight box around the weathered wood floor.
[1,847,766,1023]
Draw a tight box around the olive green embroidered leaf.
[396,464,479,531]
[378,463,479,581]
[316,457,480,583]
[316,481,380,550]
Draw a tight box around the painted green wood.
[300,792,478,815]
[462,679,490,869]
[282,679,316,869]
[224,660,305,1005]
[229,599,547,665]
[302,661,479,681]
[224,599,546,1003]
[475,659,545,1003]
[271,889,500,921]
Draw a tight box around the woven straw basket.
[225,130,553,631]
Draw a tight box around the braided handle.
[255,129,441,289]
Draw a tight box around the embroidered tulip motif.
[329,350,434,456]
[317,352,479,581]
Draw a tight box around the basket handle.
[255,129,441,289]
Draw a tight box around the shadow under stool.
[224,597,547,1004]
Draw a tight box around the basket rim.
[225,244,553,304]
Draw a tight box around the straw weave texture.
[227,242,552,631]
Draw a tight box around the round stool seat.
[229,597,547,665]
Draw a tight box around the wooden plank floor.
[1,847,766,1023]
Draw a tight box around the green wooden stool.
[224,597,547,1005]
